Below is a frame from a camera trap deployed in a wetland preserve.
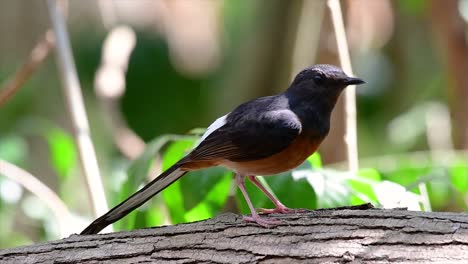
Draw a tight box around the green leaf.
[358,168,381,181]
[46,129,77,179]
[382,165,431,188]
[144,196,166,227]
[373,180,422,210]
[161,181,185,224]
[179,167,231,210]
[127,135,192,190]
[293,168,350,208]
[235,179,270,214]
[267,173,317,209]
[162,139,195,169]
[0,136,28,165]
[235,172,317,215]
[160,138,233,224]
[184,202,212,222]
[450,161,468,193]
[316,170,350,208]
[184,172,232,222]
[349,194,367,205]
[116,135,194,231]
[426,178,451,211]
[348,168,381,204]
[162,139,196,224]
[307,152,322,169]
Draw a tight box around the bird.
[81,64,365,235]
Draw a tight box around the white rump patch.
[196,114,228,146]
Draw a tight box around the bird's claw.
[259,206,306,215]
[242,215,282,228]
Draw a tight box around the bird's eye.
[313,74,324,83]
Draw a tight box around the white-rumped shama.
[81,64,365,234]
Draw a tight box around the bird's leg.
[235,173,281,227]
[247,175,303,214]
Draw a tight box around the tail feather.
[81,163,187,235]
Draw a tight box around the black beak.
[344,77,365,85]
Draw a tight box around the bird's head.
[290,64,365,94]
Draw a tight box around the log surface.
[1,207,468,263]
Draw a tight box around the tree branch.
[0,31,55,107]
[1,207,467,263]
[328,0,360,173]
[47,0,110,223]
[0,159,73,237]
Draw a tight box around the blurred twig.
[430,0,468,149]
[94,26,144,160]
[328,0,359,173]
[0,159,73,237]
[95,0,145,160]
[46,0,110,228]
[0,31,55,107]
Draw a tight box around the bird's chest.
[301,112,330,140]
[292,101,332,137]
[222,133,323,176]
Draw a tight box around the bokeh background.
[1,0,467,248]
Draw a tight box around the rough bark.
[1,205,468,263]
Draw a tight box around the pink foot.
[242,215,282,228]
[259,206,306,215]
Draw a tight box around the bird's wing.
[189,109,302,162]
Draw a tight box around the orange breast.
[221,134,322,175]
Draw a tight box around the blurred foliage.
[122,34,212,140]
[1,0,468,249]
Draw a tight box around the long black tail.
[81,162,187,235]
